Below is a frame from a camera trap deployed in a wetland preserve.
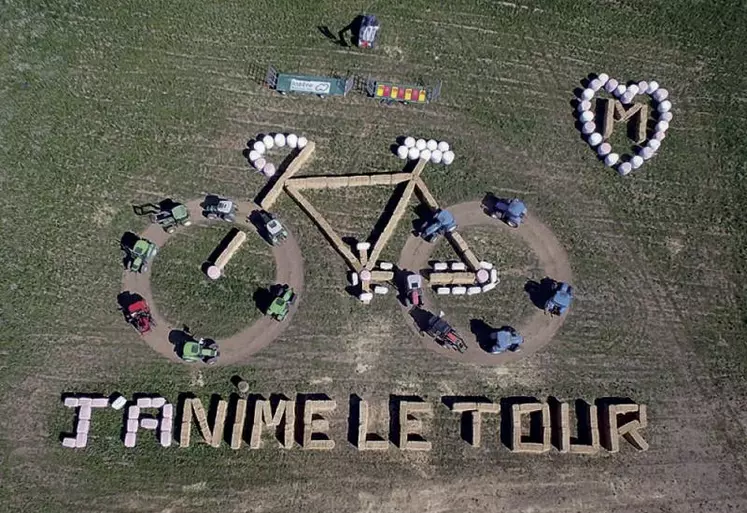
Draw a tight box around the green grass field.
[2,1,747,512]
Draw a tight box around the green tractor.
[179,328,220,364]
[122,237,158,273]
[267,284,296,321]
[151,202,191,234]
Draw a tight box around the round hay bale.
[297,136,308,149]
[262,134,274,149]
[437,141,450,152]
[657,100,672,113]
[581,88,594,100]
[614,84,626,97]
[430,149,443,163]
[397,145,409,159]
[286,133,298,148]
[640,146,655,160]
[588,132,603,146]
[207,265,221,280]
[577,100,592,112]
[646,80,660,94]
[653,131,666,141]
[408,147,420,160]
[415,138,427,150]
[597,142,612,156]
[590,79,603,91]
[426,139,438,151]
[442,151,455,165]
[659,111,673,122]
[604,153,619,166]
[637,81,648,93]
[648,139,661,151]
[262,163,276,178]
[419,149,431,162]
[476,269,490,284]
[253,157,266,170]
[248,150,261,162]
[404,136,416,148]
[360,269,372,281]
[253,141,265,153]
[581,121,596,134]
[653,88,669,101]
[274,133,286,147]
[655,120,670,132]
[631,155,644,168]
[621,92,634,104]
[604,78,619,93]
[617,162,632,176]
[579,110,594,123]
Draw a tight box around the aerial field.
[1,1,747,512]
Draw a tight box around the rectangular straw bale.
[285,186,360,271]
[347,175,371,187]
[214,230,247,270]
[162,404,174,419]
[127,419,139,433]
[63,397,79,407]
[260,141,315,209]
[136,397,152,408]
[160,431,172,447]
[599,98,615,140]
[79,406,92,421]
[230,398,247,450]
[91,398,109,408]
[369,270,394,282]
[152,397,166,408]
[62,437,76,448]
[124,432,137,448]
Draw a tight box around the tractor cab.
[267,284,296,321]
[203,197,237,222]
[405,273,424,307]
[489,327,523,354]
[217,200,234,213]
[152,203,191,233]
[545,281,573,317]
[491,197,527,228]
[420,209,456,242]
[258,210,288,245]
[124,299,154,335]
[123,237,158,273]
[357,14,379,48]
[181,337,219,365]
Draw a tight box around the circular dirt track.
[121,199,304,365]
[397,201,573,365]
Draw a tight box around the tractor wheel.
[183,220,192,227]
[205,357,218,365]
[224,215,235,223]
[507,220,518,228]
[206,213,217,220]
[167,227,175,234]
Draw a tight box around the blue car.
[545,281,573,317]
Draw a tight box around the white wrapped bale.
[653,131,666,141]
[415,138,427,150]
[408,148,420,160]
[62,437,76,448]
[349,272,359,286]
[286,133,298,148]
[657,100,672,113]
[152,397,166,408]
[481,282,497,293]
[637,81,648,93]
[659,111,673,122]
[78,406,92,421]
[262,163,276,178]
[426,139,438,151]
[136,397,152,408]
[359,292,373,303]
[128,406,141,419]
[450,262,466,271]
[646,81,659,94]
[141,418,159,430]
[297,136,308,149]
[588,133,603,146]
[604,78,619,93]
[442,151,455,165]
[397,145,409,159]
[653,89,669,101]
[433,262,448,271]
[467,286,482,295]
[451,286,467,295]
[359,269,371,281]
[581,88,594,100]
[621,92,634,104]
[631,155,644,169]
[436,287,451,295]
[64,397,79,407]
[253,141,265,153]
[581,121,596,134]
[577,100,592,112]
[639,146,655,160]
[604,153,620,166]
[273,133,286,147]
[618,162,632,176]
[597,142,612,157]
[647,139,661,151]
[162,404,174,419]
[124,432,137,448]
[437,141,449,152]
[91,397,109,408]
[655,121,669,132]
[430,149,442,163]
[404,136,415,148]
[590,79,603,91]
[111,396,127,410]
[614,84,626,97]
[262,134,274,149]
[378,262,394,270]
[75,433,88,448]
[476,269,490,284]
[626,84,640,95]
[253,158,266,171]
[356,242,371,250]
[490,269,498,283]
[77,420,90,434]
[127,419,139,433]
[479,261,493,270]
[78,397,92,406]
[579,110,594,123]
[373,286,388,295]
[160,431,172,447]
[419,149,431,162]
[161,418,173,433]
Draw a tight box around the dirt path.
[397,201,573,365]
[120,199,304,365]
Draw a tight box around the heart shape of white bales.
[577,73,672,176]
[247,132,309,178]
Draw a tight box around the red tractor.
[404,273,424,307]
[124,299,155,335]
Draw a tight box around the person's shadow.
[317,15,364,47]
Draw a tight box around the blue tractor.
[419,209,456,242]
[545,281,574,317]
[488,326,524,354]
[490,198,527,228]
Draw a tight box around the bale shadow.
[347,394,362,447]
